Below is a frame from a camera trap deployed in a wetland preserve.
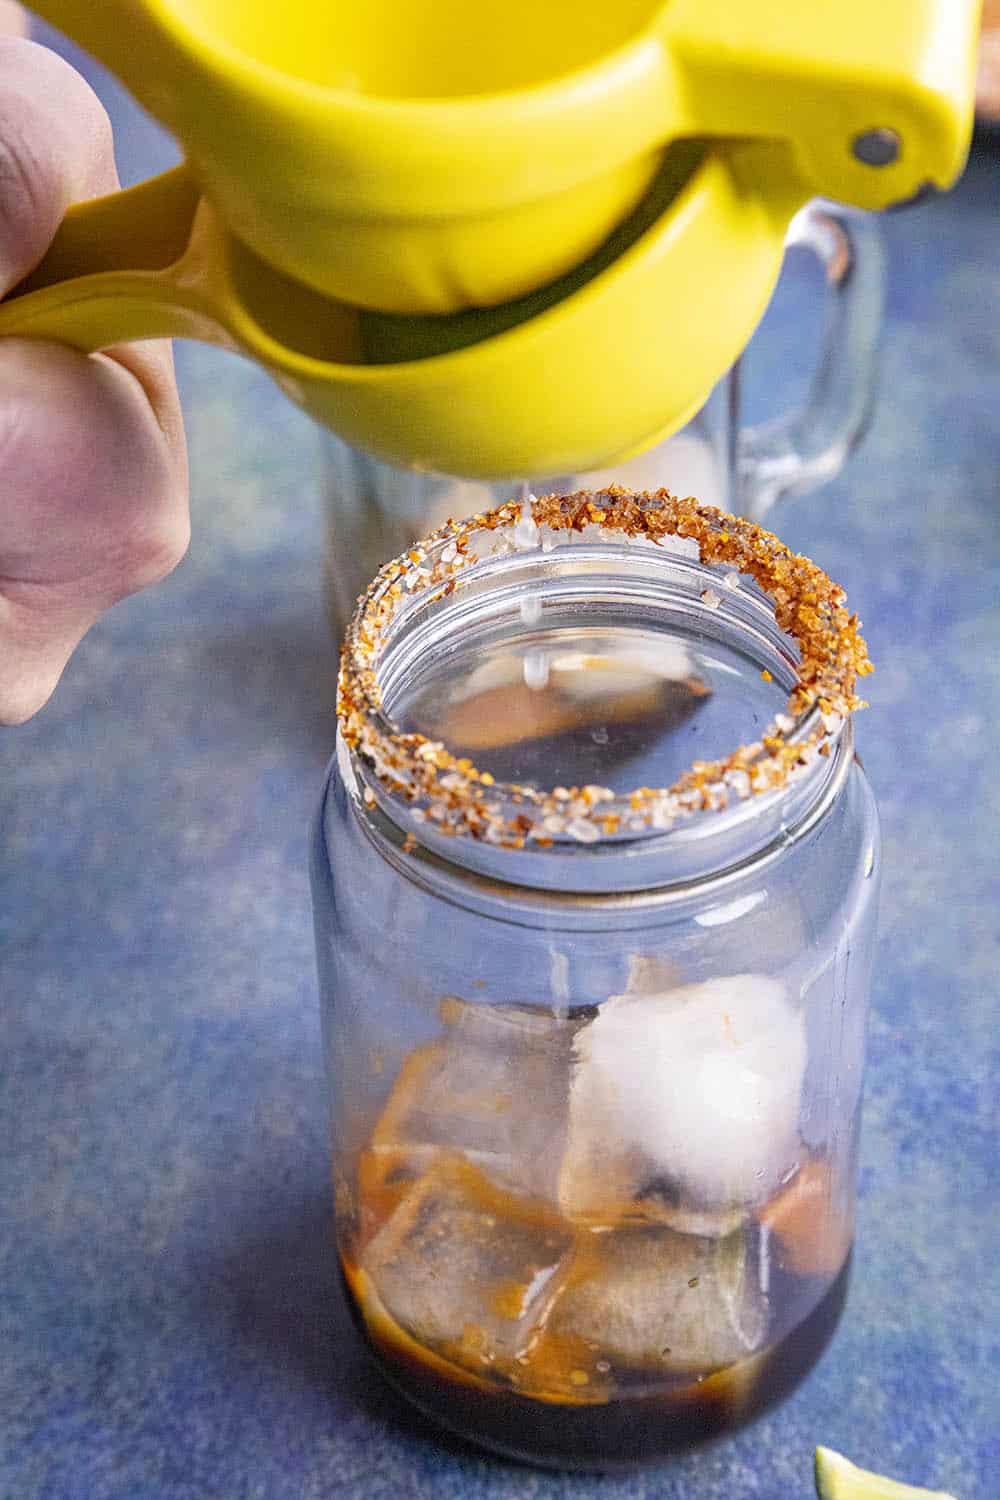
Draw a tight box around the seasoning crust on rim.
[338,489,873,848]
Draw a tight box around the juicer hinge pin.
[851,129,902,167]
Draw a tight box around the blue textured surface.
[2,29,999,1500]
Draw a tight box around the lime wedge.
[815,1447,958,1500]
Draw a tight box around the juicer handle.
[0,167,200,347]
[0,166,243,352]
[738,203,885,520]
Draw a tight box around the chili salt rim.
[338,489,873,847]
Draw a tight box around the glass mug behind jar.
[322,204,883,634]
[312,494,880,1469]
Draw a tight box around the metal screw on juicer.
[852,128,902,166]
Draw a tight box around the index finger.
[0,38,118,297]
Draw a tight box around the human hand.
[0,6,189,723]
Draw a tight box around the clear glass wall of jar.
[311,495,880,1470]
[321,203,884,636]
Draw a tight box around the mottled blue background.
[1,24,998,1500]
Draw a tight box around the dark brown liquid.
[341,1253,851,1472]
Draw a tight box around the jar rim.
[338,488,873,855]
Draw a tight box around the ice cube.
[553,643,702,701]
[559,975,807,1228]
[361,1156,573,1367]
[624,954,684,995]
[424,642,709,754]
[547,1225,766,1374]
[758,1159,853,1278]
[366,997,577,1203]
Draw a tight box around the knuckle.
[0,113,51,268]
[0,660,61,726]
[0,687,46,726]
[124,503,191,591]
[0,340,189,621]
[0,371,32,461]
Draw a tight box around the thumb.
[0,36,119,296]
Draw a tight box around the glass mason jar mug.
[312,492,880,1469]
[322,203,884,634]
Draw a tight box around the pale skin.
[0,2,189,723]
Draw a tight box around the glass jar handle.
[738,202,886,520]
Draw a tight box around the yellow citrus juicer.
[0,0,981,478]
